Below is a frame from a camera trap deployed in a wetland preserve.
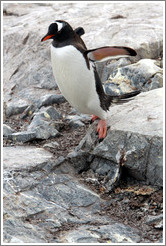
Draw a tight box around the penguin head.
[41,20,77,42]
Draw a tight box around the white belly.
[51,45,106,119]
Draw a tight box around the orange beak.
[41,34,55,42]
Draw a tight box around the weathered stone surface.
[154,221,163,229]
[6,106,63,142]
[146,214,163,225]
[37,106,62,120]
[107,88,163,137]
[3,146,53,170]
[66,114,90,128]
[20,104,36,119]
[36,94,66,108]
[43,141,59,148]
[27,106,61,139]
[104,59,163,95]
[97,57,132,84]
[71,88,163,187]
[8,131,36,143]
[3,144,141,244]
[3,218,47,243]
[146,136,163,187]
[3,124,15,136]
[64,223,140,243]
[6,99,29,117]
[3,2,163,54]
[91,157,121,191]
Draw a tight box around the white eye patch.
[55,22,63,32]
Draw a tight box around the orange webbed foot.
[97,119,107,141]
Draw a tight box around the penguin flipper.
[86,46,137,62]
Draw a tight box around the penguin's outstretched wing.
[85,46,137,62]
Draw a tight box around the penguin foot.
[90,114,99,124]
[97,119,107,141]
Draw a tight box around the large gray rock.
[27,106,62,140]
[104,59,163,94]
[107,88,162,137]
[97,57,132,83]
[3,146,53,170]
[70,88,163,187]
[3,145,141,243]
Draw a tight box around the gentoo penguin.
[41,20,140,141]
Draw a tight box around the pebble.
[154,221,163,229]
[146,214,163,225]
[27,106,61,140]
[8,131,36,143]
[3,124,15,137]
[36,94,66,108]
[43,141,60,148]
[6,99,29,117]
[66,114,90,128]
[36,106,62,120]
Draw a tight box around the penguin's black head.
[41,20,76,42]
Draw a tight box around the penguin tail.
[110,90,141,104]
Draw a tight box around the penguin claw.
[99,138,104,143]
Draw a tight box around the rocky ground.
[3,2,164,244]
